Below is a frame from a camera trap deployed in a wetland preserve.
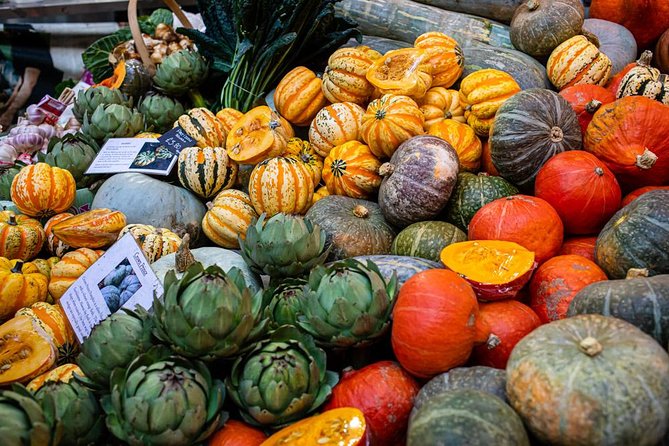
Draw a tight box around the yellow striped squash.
[26,363,82,392]
[418,87,466,130]
[11,163,76,218]
[322,47,380,105]
[16,302,73,350]
[309,102,366,158]
[177,146,238,199]
[274,66,328,127]
[227,106,293,165]
[48,248,101,300]
[322,141,382,199]
[414,32,465,88]
[0,258,48,319]
[174,107,227,148]
[249,156,314,217]
[283,138,324,187]
[0,211,45,261]
[428,119,482,172]
[51,209,126,249]
[202,190,258,248]
[118,224,182,263]
[547,35,612,90]
[44,213,74,258]
[215,108,244,134]
[311,186,330,206]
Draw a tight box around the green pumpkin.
[348,254,440,287]
[119,59,152,99]
[391,221,466,262]
[67,188,96,215]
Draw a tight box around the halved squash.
[25,363,82,392]
[226,106,293,165]
[0,315,57,385]
[366,48,433,100]
[260,408,368,446]
[440,240,537,301]
[51,208,127,249]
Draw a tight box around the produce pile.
[1,0,669,444]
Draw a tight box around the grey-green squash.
[412,0,524,24]
[350,255,440,287]
[391,221,466,262]
[460,45,551,90]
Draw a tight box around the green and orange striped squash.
[428,119,482,172]
[48,248,101,300]
[248,156,314,217]
[51,208,126,249]
[26,363,83,392]
[10,163,76,218]
[44,213,74,258]
[31,257,60,280]
[16,302,75,351]
[418,87,466,130]
[323,141,382,199]
[174,107,227,148]
[546,35,612,90]
[0,211,45,261]
[309,102,366,158]
[227,106,293,165]
[414,32,465,89]
[282,138,324,187]
[321,47,380,105]
[274,66,328,127]
[177,146,238,199]
[0,258,49,319]
[202,189,258,249]
[117,224,182,263]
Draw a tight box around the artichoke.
[153,50,208,97]
[40,133,100,188]
[76,308,154,390]
[0,165,21,200]
[138,92,186,133]
[153,262,267,360]
[72,86,132,122]
[239,213,329,280]
[81,103,145,143]
[226,325,338,428]
[298,259,398,348]
[0,385,55,446]
[102,348,227,446]
[34,380,105,445]
[264,278,307,329]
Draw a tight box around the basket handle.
[127,0,194,76]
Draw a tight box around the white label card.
[84,137,178,176]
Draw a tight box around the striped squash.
[391,221,467,262]
[282,138,324,187]
[322,47,380,105]
[215,108,244,133]
[616,51,669,105]
[366,48,434,100]
[323,141,382,199]
[0,259,49,319]
[26,363,82,392]
[51,209,126,249]
[16,302,74,351]
[418,87,466,130]
[227,106,293,165]
[48,248,101,300]
[44,213,73,258]
[275,66,328,127]
[414,32,465,88]
[249,156,314,216]
[428,120,482,172]
[202,189,258,248]
[547,35,612,90]
[309,102,366,157]
[118,224,182,263]
[177,146,238,199]
[31,257,60,280]
[0,211,45,261]
[361,94,425,159]
[11,163,76,218]
[175,107,227,148]
[311,186,330,206]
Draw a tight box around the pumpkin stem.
[585,100,602,114]
[635,148,658,170]
[638,50,654,67]
[526,0,539,10]
[626,268,649,279]
[11,261,23,274]
[378,162,394,177]
[579,336,603,357]
[594,167,604,176]
[175,233,195,273]
[486,334,501,350]
[7,214,16,226]
[550,126,564,143]
[353,205,369,219]
[581,30,600,48]
[206,202,214,210]
[444,110,453,119]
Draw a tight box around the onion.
[26,104,46,125]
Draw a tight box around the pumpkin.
[510,0,585,58]
[480,140,499,176]
[226,106,292,165]
[490,88,582,189]
[48,248,101,300]
[408,389,530,446]
[622,186,669,207]
[590,0,669,50]
[174,107,227,149]
[0,211,44,261]
[458,69,521,137]
[391,268,491,378]
[378,135,460,227]
[208,420,267,446]
[91,173,206,241]
[282,138,323,187]
[97,59,151,98]
[248,156,313,216]
[440,240,537,301]
[427,119,481,171]
[261,408,368,446]
[321,47,379,105]
[305,196,395,260]
[31,257,60,281]
[595,190,669,279]
[414,32,464,88]
[583,18,638,76]
[391,221,466,262]
[311,186,329,205]
[44,213,73,258]
[559,236,597,261]
[322,141,381,200]
[51,208,126,249]
[656,28,669,74]
[584,96,669,190]
[11,163,76,218]
[418,88,465,130]
[349,255,440,288]
[308,102,365,158]
[0,259,48,320]
[322,361,420,445]
[506,314,669,446]
[360,94,425,159]
[177,146,238,199]
[0,315,57,385]
[15,302,73,351]
[534,151,621,235]
[274,66,328,126]
[202,190,258,249]
[559,84,615,134]
[366,48,433,99]
[468,195,564,264]
[215,108,244,133]
[546,35,612,90]
[444,172,518,231]
[117,224,181,263]
[616,51,669,105]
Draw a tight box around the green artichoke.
[153,50,208,97]
[39,133,100,188]
[102,348,227,446]
[264,278,307,329]
[298,259,398,348]
[153,262,267,360]
[0,385,56,446]
[72,86,132,122]
[34,380,105,445]
[226,325,338,428]
[76,308,154,390]
[81,103,145,143]
[138,92,186,133]
[0,165,21,200]
[239,213,329,280]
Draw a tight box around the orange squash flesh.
[261,408,368,446]
[226,106,291,165]
[441,240,537,301]
[0,315,57,385]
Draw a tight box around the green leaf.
[149,8,173,27]
[81,33,126,83]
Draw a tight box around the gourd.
[248,156,313,216]
[0,211,45,261]
[226,106,293,165]
[460,45,551,90]
[414,32,464,88]
[622,186,669,207]
[44,213,73,258]
[202,190,258,249]
[366,48,433,100]
[321,47,379,105]
[418,88,465,129]
[48,248,101,300]
[546,35,612,90]
[11,163,76,218]
[174,107,226,148]
[274,66,327,126]
[51,208,126,249]
[559,236,597,261]
[0,315,57,385]
[25,363,83,392]
[391,221,466,262]
[656,28,669,74]
[282,138,323,187]
[262,408,368,446]
[616,51,669,105]
[15,302,74,352]
[215,108,244,133]
[208,420,267,446]
[309,102,365,157]
[177,146,237,199]
[349,254,441,288]
[427,119,481,172]
[117,224,182,263]
[0,259,49,319]
[582,18,637,76]
[322,141,382,200]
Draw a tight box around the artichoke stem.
[188,89,208,109]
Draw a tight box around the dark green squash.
[350,254,440,287]
[305,196,395,261]
[568,273,669,347]
[489,89,582,189]
[460,45,551,90]
[583,19,637,76]
[413,0,524,24]
[443,172,518,231]
[119,60,152,99]
[408,389,530,446]
[342,35,411,54]
[391,221,466,262]
[595,190,669,279]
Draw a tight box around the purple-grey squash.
[583,18,637,76]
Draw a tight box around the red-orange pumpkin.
[558,236,597,262]
[529,254,608,323]
[621,185,669,207]
[480,140,499,176]
[559,84,616,135]
[391,269,490,378]
[322,361,419,445]
[208,420,266,446]
[590,0,669,49]
[468,195,564,264]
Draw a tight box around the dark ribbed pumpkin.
[595,190,669,279]
[305,196,395,260]
[378,136,460,228]
[408,390,530,446]
[558,236,597,261]
[510,0,585,58]
[444,172,518,231]
[507,314,669,446]
[489,89,582,189]
[559,84,616,135]
[350,255,441,288]
[391,221,466,262]
[582,19,637,76]
[622,186,669,207]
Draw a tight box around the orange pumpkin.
[48,248,101,300]
[274,66,328,126]
[366,48,433,100]
[261,408,368,446]
[558,236,597,262]
[481,140,500,176]
[208,420,267,446]
[215,108,244,133]
[51,209,126,249]
[418,87,465,129]
[622,185,669,207]
[11,163,76,218]
[322,141,382,199]
[414,32,464,88]
[0,258,49,320]
[44,213,74,258]
[248,156,314,216]
[322,47,380,105]
[0,211,45,261]
[309,102,365,157]
[428,119,482,172]
[226,106,293,165]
